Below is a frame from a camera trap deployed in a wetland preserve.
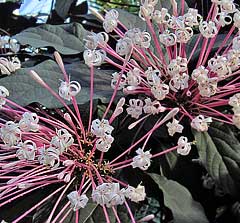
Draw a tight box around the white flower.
[229,93,240,114]
[175,26,193,43]
[215,11,232,27]
[208,56,231,78]
[103,9,119,33]
[153,8,171,24]
[169,73,189,91]
[59,80,81,101]
[229,93,240,109]
[96,134,114,152]
[166,119,184,136]
[126,68,141,87]
[83,49,106,67]
[145,67,161,86]
[199,21,218,38]
[126,99,144,119]
[106,183,126,207]
[232,35,240,50]
[183,8,202,27]
[108,189,126,207]
[125,184,146,203]
[0,121,21,146]
[92,183,122,207]
[0,86,9,108]
[167,16,185,29]
[67,191,88,211]
[116,37,133,56]
[227,49,240,71]
[192,66,209,83]
[191,115,212,132]
[51,128,74,153]
[233,10,240,28]
[16,140,37,161]
[216,0,236,13]
[159,31,177,46]
[91,119,114,137]
[0,57,21,75]
[111,72,126,90]
[198,77,218,97]
[84,32,109,50]
[143,98,166,115]
[38,146,60,168]
[139,2,155,20]
[19,112,39,132]
[151,83,169,100]
[167,57,188,77]
[177,136,191,155]
[9,38,20,53]
[131,148,152,170]
[125,28,151,49]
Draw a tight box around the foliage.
[0,0,240,223]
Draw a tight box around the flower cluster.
[88,0,240,136]
[3,0,240,221]
[0,51,184,222]
[92,182,146,207]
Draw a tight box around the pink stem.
[12,186,65,223]
[88,65,94,132]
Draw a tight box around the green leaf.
[78,196,116,223]
[55,0,76,19]
[192,122,240,196]
[135,197,161,223]
[117,8,146,30]
[14,23,89,55]
[149,174,209,223]
[0,60,115,108]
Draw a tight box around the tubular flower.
[50,129,74,153]
[0,121,21,146]
[19,112,39,132]
[166,118,184,136]
[131,148,152,170]
[177,136,192,155]
[59,80,81,101]
[191,115,212,132]
[16,140,37,161]
[67,191,89,211]
[125,184,146,202]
